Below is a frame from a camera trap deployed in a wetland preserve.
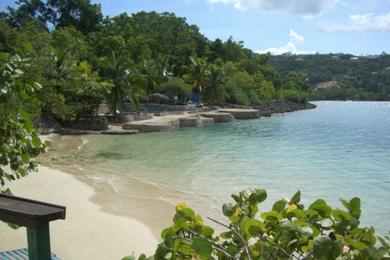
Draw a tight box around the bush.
[126,189,390,259]
[159,77,192,104]
[279,88,308,103]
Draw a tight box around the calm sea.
[74,101,390,234]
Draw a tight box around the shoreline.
[0,141,158,259]
[51,101,316,135]
[33,102,317,239]
[41,135,223,238]
[0,103,317,259]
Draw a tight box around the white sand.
[0,166,158,260]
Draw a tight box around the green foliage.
[183,57,209,102]
[202,64,227,105]
[159,77,192,104]
[283,71,309,91]
[136,188,390,259]
[279,88,308,103]
[310,87,388,101]
[2,0,103,33]
[0,53,48,189]
[270,53,390,101]
[62,60,112,116]
[1,5,310,121]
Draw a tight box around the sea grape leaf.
[313,236,342,259]
[349,197,361,219]
[261,210,282,222]
[191,237,213,258]
[309,199,332,218]
[240,217,264,237]
[249,189,267,203]
[290,190,301,204]
[272,199,286,213]
[222,203,234,217]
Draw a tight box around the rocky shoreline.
[41,101,316,135]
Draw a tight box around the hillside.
[268,53,390,100]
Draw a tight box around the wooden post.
[27,222,52,260]
[0,194,65,259]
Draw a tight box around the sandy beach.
[0,165,158,259]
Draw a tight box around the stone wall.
[62,116,108,131]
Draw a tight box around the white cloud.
[289,29,304,42]
[320,12,390,32]
[207,0,339,16]
[256,29,310,55]
[256,41,298,55]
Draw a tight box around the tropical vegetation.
[124,189,390,259]
[0,0,311,124]
[269,54,390,101]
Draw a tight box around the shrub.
[279,88,308,103]
[125,189,390,259]
[159,77,192,104]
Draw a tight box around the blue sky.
[1,0,389,55]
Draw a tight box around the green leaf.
[240,217,264,237]
[272,199,286,212]
[290,190,301,204]
[31,136,42,148]
[222,203,234,217]
[220,231,233,239]
[261,210,282,222]
[191,237,212,258]
[313,236,342,259]
[349,197,361,219]
[231,194,241,203]
[121,256,136,260]
[0,52,9,62]
[332,209,352,220]
[249,189,267,203]
[309,199,332,218]
[201,226,214,238]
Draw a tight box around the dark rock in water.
[253,101,316,115]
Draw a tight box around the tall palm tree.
[183,57,209,104]
[203,64,227,105]
[106,51,143,113]
[136,59,166,95]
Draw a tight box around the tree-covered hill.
[268,53,390,100]
[0,0,313,124]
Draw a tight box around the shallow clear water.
[77,101,390,234]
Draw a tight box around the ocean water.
[75,101,390,234]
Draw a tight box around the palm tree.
[106,51,143,113]
[202,64,227,105]
[183,57,209,104]
[136,59,166,95]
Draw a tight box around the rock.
[200,112,234,123]
[133,113,154,121]
[106,114,133,124]
[218,109,261,120]
[123,123,175,132]
[60,116,108,131]
[100,129,139,135]
[199,116,214,124]
[179,117,202,128]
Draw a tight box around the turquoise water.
[77,101,390,233]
